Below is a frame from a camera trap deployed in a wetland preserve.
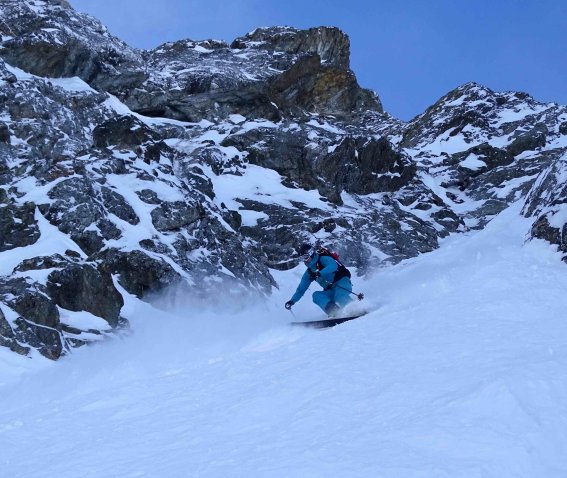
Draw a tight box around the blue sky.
[69,0,566,120]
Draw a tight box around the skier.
[285,243,353,317]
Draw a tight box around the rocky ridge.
[0,0,566,359]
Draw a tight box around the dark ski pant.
[312,277,353,314]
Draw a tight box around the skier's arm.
[290,269,315,303]
[316,256,338,287]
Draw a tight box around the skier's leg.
[312,290,332,313]
[333,278,353,309]
[313,289,342,317]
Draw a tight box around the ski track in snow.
[1,205,567,477]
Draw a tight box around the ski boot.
[324,302,341,318]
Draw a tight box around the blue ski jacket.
[290,253,340,304]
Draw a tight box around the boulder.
[101,187,139,225]
[13,253,70,273]
[0,202,40,252]
[530,215,565,251]
[0,305,31,356]
[0,59,17,84]
[0,278,63,360]
[46,264,124,327]
[96,249,181,298]
[151,201,206,232]
[93,116,159,150]
[0,121,10,143]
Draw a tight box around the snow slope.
[1,204,567,477]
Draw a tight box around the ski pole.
[321,278,364,301]
[338,284,364,301]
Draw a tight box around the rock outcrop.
[523,155,567,260]
[120,24,381,122]
[0,0,145,92]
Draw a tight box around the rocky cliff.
[0,0,566,359]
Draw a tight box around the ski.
[291,313,367,329]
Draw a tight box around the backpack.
[316,247,351,285]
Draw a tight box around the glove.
[285,300,294,310]
[308,270,320,281]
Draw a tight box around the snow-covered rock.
[523,153,567,260]
[123,25,381,122]
[0,0,145,92]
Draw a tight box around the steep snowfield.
[1,204,567,477]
